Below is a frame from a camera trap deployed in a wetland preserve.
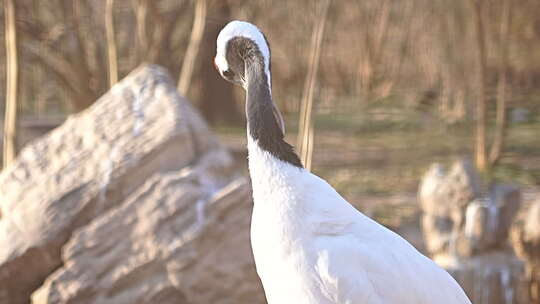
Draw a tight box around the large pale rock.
[436,252,528,304]
[419,160,521,258]
[0,65,220,304]
[511,200,540,302]
[0,118,62,166]
[31,151,264,304]
[419,161,526,303]
[419,161,481,217]
[419,161,481,256]
[461,185,521,256]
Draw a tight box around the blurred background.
[1,0,540,303]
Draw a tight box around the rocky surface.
[419,161,480,257]
[0,117,63,167]
[511,199,540,303]
[0,65,264,304]
[32,151,264,304]
[419,160,527,303]
[436,251,526,304]
[419,160,521,258]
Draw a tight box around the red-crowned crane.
[214,20,472,304]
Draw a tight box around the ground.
[216,101,540,252]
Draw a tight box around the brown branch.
[489,0,513,165]
[145,1,163,63]
[105,0,118,86]
[470,0,488,172]
[136,0,148,62]
[372,0,391,64]
[297,0,331,171]
[67,1,91,83]
[142,2,189,64]
[3,0,19,167]
[178,0,207,94]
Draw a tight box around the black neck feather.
[245,63,303,168]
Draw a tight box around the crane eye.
[223,69,235,79]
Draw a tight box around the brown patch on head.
[223,37,268,81]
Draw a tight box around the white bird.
[214,20,472,304]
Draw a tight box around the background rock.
[0,65,264,304]
[32,151,264,304]
[436,252,527,304]
[0,117,63,166]
[419,161,481,256]
[511,200,540,303]
[419,160,521,258]
[419,160,527,303]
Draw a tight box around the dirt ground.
[216,107,540,254]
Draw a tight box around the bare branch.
[178,0,207,94]
[470,0,488,172]
[489,0,513,165]
[136,0,148,62]
[3,0,19,167]
[297,0,331,171]
[105,0,118,86]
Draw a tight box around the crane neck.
[244,59,303,168]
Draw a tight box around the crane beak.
[213,57,222,77]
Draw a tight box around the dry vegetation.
[0,1,537,112]
[1,0,540,195]
[2,2,540,303]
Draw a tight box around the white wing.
[303,174,472,304]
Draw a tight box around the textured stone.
[32,150,264,304]
[419,160,521,258]
[419,160,527,303]
[0,118,62,168]
[418,160,481,256]
[0,65,220,304]
[435,252,527,304]
[511,199,540,302]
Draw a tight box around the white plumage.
[215,20,472,304]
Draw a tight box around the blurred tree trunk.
[135,0,148,62]
[145,1,189,64]
[297,0,331,171]
[105,0,118,87]
[178,0,207,95]
[197,2,241,125]
[356,0,391,100]
[470,0,488,172]
[489,0,513,165]
[66,0,100,110]
[3,0,19,168]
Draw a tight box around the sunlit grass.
[215,99,540,226]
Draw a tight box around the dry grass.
[216,99,540,232]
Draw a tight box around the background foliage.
[2,0,540,209]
